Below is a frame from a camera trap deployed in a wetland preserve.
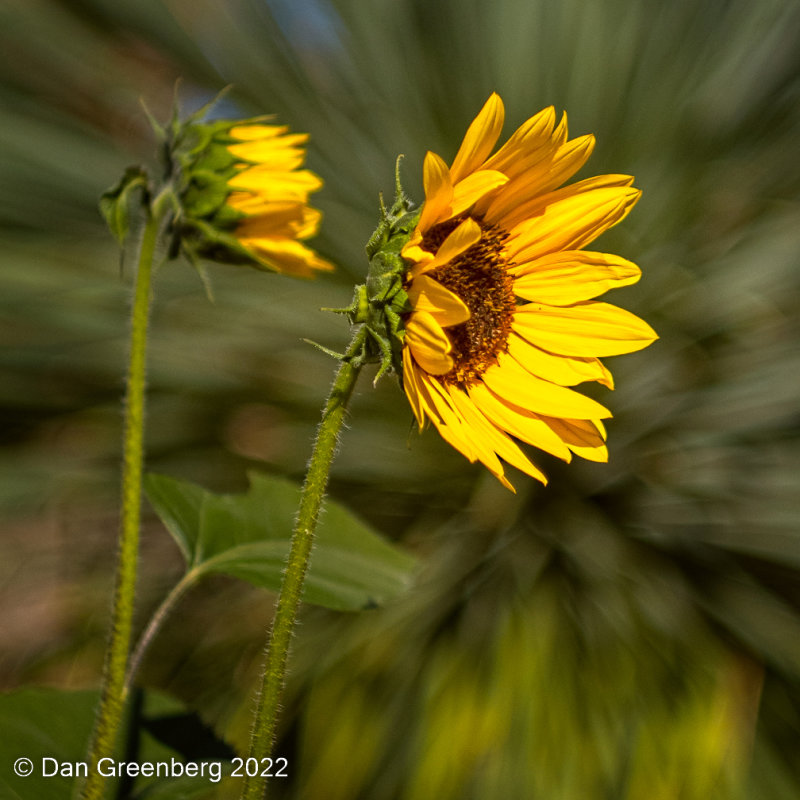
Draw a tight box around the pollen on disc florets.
[420,214,517,387]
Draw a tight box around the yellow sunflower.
[400,93,657,490]
[175,116,333,277]
[223,122,333,277]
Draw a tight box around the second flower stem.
[241,326,368,800]
[80,206,162,800]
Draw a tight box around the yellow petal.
[237,151,305,171]
[420,377,481,463]
[534,133,595,195]
[551,112,569,146]
[240,237,334,276]
[234,204,306,237]
[449,169,509,218]
[405,311,454,375]
[239,205,321,240]
[226,191,276,215]
[449,93,505,183]
[400,241,434,272]
[228,168,323,200]
[506,331,614,387]
[549,172,635,197]
[418,376,521,491]
[227,143,307,169]
[505,186,641,263]
[483,134,595,225]
[447,386,547,487]
[402,347,427,429]
[410,217,481,278]
[292,206,323,239]
[418,151,454,233]
[481,352,612,420]
[468,383,572,462]
[570,443,608,462]
[408,275,470,325]
[511,250,641,303]
[231,132,308,148]
[541,417,609,462]
[232,203,321,240]
[501,174,635,236]
[482,106,557,176]
[512,301,658,357]
[228,124,285,140]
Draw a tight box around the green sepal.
[181,169,231,218]
[178,217,261,268]
[350,159,420,382]
[321,158,420,377]
[327,284,369,322]
[211,199,246,229]
[160,100,282,272]
[99,166,150,247]
[167,84,234,140]
[179,241,217,302]
[139,97,167,142]
[190,140,238,174]
[303,339,346,360]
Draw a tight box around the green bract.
[163,109,265,269]
[99,93,256,266]
[330,163,420,384]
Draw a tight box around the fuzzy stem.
[241,326,367,800]
[79,207,162,800]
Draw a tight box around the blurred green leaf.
[0,688,96,800]
[144,471,416,611]
[0,688,226,800]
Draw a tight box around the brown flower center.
[421,215,516,386]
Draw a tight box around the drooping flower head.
[172,114,333,277]
[395,94,656,490]
[101,96,333,277]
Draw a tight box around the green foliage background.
[1,0,799,797]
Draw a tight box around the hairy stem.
[241,327,367,800]
[79,207,162,800]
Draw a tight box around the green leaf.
[0,688,97,800]
[144,472,416,611]
[99,166,150,246]
[0,688,228,800]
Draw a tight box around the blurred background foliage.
[1,0,799,797]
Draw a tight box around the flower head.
[398,94,657,490]
[101,96,333,278]
[174,115,333,277]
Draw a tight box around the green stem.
[79,207,163,800]
[123,571,196,696]
[241,326,368,800]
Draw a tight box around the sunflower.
[176,117,333,277]
[400,94,657,490]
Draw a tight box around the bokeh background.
[2,0,800,797]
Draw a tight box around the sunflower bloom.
[400,93,657,490]
[172,115,333,277]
